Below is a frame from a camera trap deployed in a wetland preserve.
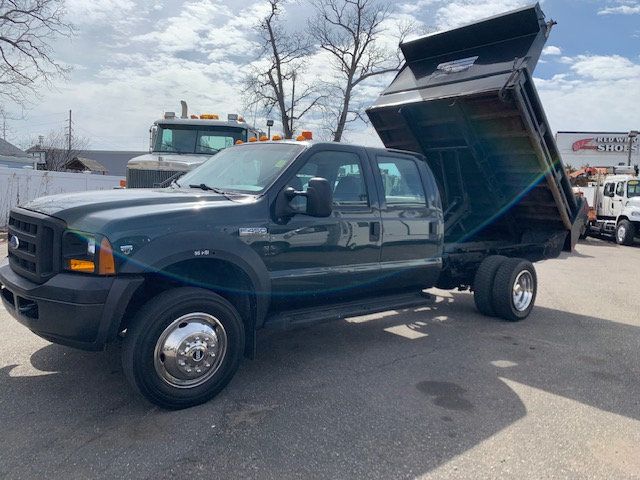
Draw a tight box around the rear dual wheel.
[473,256,537,322]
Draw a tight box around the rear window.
[376,156,427,205]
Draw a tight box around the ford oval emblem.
[9,235,19,250]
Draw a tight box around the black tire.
[616,219,635,246]
[122,287,244,409]
[492,258,537,322]
[473,255,508,316]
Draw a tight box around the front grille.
[8,210,63,284]
[126,169,182,188]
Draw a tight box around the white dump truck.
[575,166,640,244]
[126,101,261,188]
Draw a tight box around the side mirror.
[305,177,333,217]
[276,177,333,219]
[149,125,158,152]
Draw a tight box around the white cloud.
[566,54,640,80]
[535,54,640,133]
[429,0,530,30]
[64,0,137,24]
[598,1,640,15]
[542,45,562,56]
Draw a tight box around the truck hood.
[128,152,212,170]
[628,197,640,208]
[20,188,244,226]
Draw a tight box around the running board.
[264,291,434,330]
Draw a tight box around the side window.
[287,151,369,210]
[616,182,625,197]
[377,156,426,205]
[604,183,615,197]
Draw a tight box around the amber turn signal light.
[98,238,116,275]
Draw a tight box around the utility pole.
[627,130,638,166]
[67,109,72,152]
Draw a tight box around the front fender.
[118,232,271,325]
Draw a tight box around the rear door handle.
[370,221,381,241]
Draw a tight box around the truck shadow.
[0,293,639,479]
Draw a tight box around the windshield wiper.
[188,183,235,199]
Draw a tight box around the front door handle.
[370,221,381,241]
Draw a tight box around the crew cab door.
[372,153,443,289]
[266,147,382,298]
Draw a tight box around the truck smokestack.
[180,100,188,119]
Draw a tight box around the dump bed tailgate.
[367,3,584,253]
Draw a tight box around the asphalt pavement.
[0,237,639,479]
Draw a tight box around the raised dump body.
[367,3,585,259]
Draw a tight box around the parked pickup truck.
[0,4,586,409]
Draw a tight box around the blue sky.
[3,0,640,150]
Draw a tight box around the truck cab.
[585,172,640,244]
[126,108,260,188]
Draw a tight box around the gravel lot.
[0,237,639,479]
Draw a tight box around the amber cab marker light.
[98,238,116,275]
[301,130,313,140]
[248,137,257,142]
[68,259,95,273]
[296,135,305,141]
[259,135,269,141]
[272,135,282,141]
[235,140,244,145]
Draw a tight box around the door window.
[616,182,625,197]
[288,151,369,210]
[377,157,426,205]
[603,183,615,197]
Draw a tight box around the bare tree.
[31,127,89,171]
[243,0,323,139]
[309,0,413,141]
[0,0,73,106]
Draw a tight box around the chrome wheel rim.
[154,312,227,388]
[512,271,534,312]
[617,225,626,242]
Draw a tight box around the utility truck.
[1,4,586,409]
[126,101,260,188]
[574,166,640,244]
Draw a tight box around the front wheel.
[122,287,244,409]
[491,258,537,322]
[616,219,635,246]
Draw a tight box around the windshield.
[178,143,304,193]
[628,180,640,198]
[154,125,247,154]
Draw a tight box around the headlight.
[62,231,115,275]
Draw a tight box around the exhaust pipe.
[180,100,188,119]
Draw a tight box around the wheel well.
[118,259,258,357]
[618,216,629,224]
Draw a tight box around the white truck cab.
[126,102,261,188]
[581,171,640,245]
